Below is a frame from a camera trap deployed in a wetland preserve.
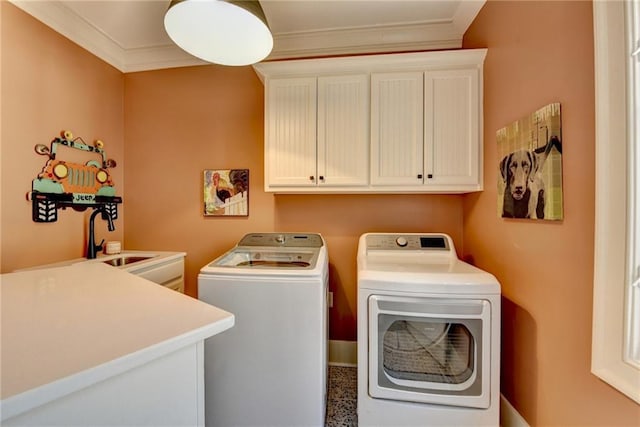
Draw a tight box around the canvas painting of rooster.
[203,169,249,216]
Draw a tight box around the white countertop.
[17,250,187,273]
[0,263,234,420]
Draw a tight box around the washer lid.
[212,248,318,269]
[200,233,327,276]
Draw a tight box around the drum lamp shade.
[164,0,273,66]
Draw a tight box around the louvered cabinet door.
[424,69,481,189]
[265,77,318,188]
[317,75,369,187]
[370,72,424,186]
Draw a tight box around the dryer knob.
[396,237,408,247]
[275,234,286,244]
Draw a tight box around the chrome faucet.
[87,206,115,259]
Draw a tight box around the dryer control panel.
[365,234,451,251]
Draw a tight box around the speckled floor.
[326,365,358,427]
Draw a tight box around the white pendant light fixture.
[164,0,273,66]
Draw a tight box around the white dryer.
[357,233,501,426]
[198,233,328,427]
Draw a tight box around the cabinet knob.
[319,176,325,181]
[309,175,315,181]
[427,174,433,179]
[417,174,423,179]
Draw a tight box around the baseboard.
[500,394,529,427]
[328,340,357,366]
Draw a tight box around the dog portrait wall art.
[496,103,564,220]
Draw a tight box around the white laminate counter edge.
[0,316,234,421]
[0,264,234,421]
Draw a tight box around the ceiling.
[10,0,485,73]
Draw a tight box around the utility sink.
[101,255,154,267]
[18,251,185,293]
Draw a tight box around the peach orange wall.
[463,1,640,425]
[0,3,124,273]
[123,67,464,341]
[123,65,276,300]
[274,194,463,341]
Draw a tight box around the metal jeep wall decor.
[27,130,122,223]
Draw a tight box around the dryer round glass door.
[368,295,492,409]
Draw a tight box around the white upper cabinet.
[263,75,368,189]
[371,72,424,186]
[371,68,480,191]
[253,49,486,193]
[317,75,369,187]
[424,68,480,189]
[265,77,317,187]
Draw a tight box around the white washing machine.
[357,233,501,426]
[198,233,328,427]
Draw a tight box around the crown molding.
[9,0,201,73]
[9,0,484,73]
[122,45,206,73]
[9,0,127,71]
[268,21,463,61]
[253,49,488,83]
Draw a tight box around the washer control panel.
[365,234,451,251]
[238,233,324,248]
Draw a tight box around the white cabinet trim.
[592,0,640,404]
[254,50,487,81]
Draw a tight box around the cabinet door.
[371,72,424,186]
[317,75,369,187]
[424,69,480,188]
[265,78,317,188]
